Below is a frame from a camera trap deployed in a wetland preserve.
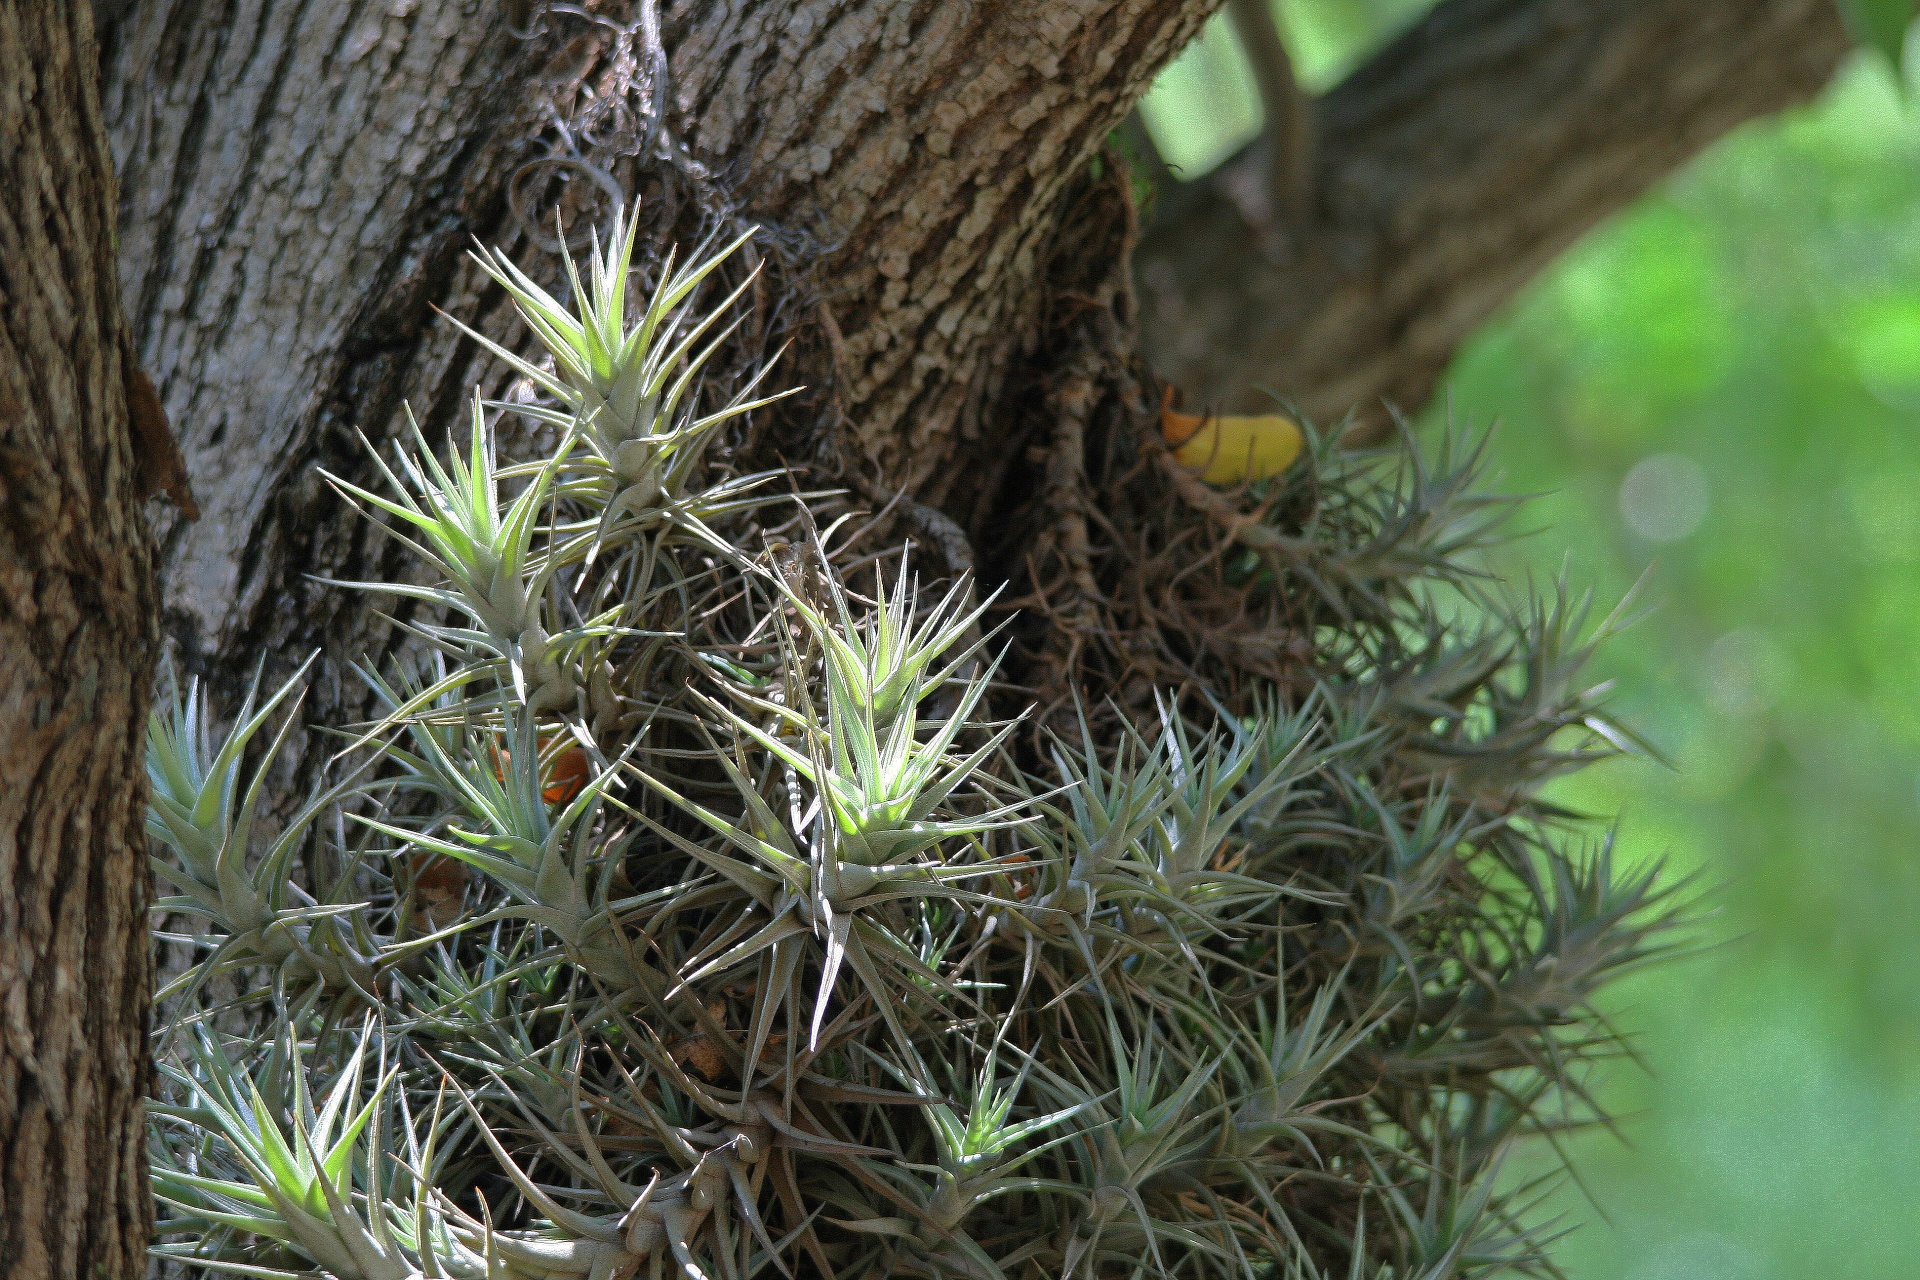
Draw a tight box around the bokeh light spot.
[1620,453,1710,542]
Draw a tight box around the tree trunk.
[94,0,1850,784]
[0,6,159,1278]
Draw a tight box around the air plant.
[148,209,1685,1280]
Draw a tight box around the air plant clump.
[147,208,1686,1280]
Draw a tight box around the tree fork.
[100,0,1225,796]
[1136,0,1853,427]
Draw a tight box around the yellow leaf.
[1162,398,1303,484]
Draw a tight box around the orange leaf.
[492,734,592,805]
[1160,386,1210,448]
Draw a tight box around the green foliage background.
[1142,8,1920,1278]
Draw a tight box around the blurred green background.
[1142,6,1920,1277]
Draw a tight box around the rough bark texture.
[103,0,534,733]
[100,0,1221,797]
[1136,0,1853,426]
[0,5,159,1278]
[667,1,1214,497]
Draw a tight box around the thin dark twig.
[1227,0,1315,228]
[635,0,671,162]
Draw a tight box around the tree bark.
[99,0,1221,795]
[0,5,159,1278]
[1136,0,1853,426]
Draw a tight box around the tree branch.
[1136,0,1852,427]
[1227,0,1314,227]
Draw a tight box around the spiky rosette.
[148,215,1686,1280]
